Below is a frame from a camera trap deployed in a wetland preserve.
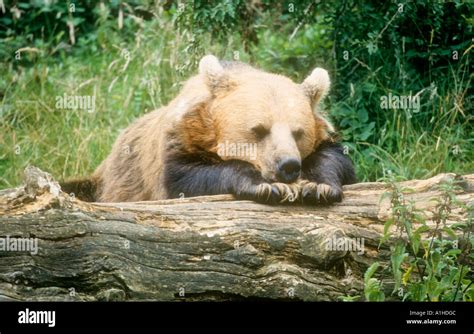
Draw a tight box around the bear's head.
[177,55,333,184]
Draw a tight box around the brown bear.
[62,55,356,204]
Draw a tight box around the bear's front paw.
[256,182,301,204]
[298,180,343,205]
[236,182,300,204]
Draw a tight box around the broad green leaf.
[379,218,395,246]
[442,226,457,239]
[364,262,380,283]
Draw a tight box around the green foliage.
[338,295,360,302]
[328,1,473,181]
[249,1,333,80]
[175,0,258,44]
[369,175,474,301]
[364,262,385,301]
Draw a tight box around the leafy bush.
[328,1,473,181]
[363,175,473,302]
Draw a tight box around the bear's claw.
[254,182,299,204]
[236,180,342,205]
[298,180,343,205]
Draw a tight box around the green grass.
[0,10,472,189]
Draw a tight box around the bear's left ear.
[199,55,233,95]
[300,68,330,108]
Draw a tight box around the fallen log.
[0,166,472,301]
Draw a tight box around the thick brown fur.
[61,56,356,203]
[60,177,97,202]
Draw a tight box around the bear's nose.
[276,158,301,183]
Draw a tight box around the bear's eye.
[292,128,304,140]
[251,125,270,140]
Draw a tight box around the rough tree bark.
[0,166,472,301]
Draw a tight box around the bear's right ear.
[199,55,233,95]
[300,67,330,108]
[301,68,335,137]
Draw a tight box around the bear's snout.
[276,157,301,183]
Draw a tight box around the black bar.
[0,302,472,331]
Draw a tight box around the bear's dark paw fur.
[298,180,343,205]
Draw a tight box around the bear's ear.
[301,68,330,108]
[199,55,232,95]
